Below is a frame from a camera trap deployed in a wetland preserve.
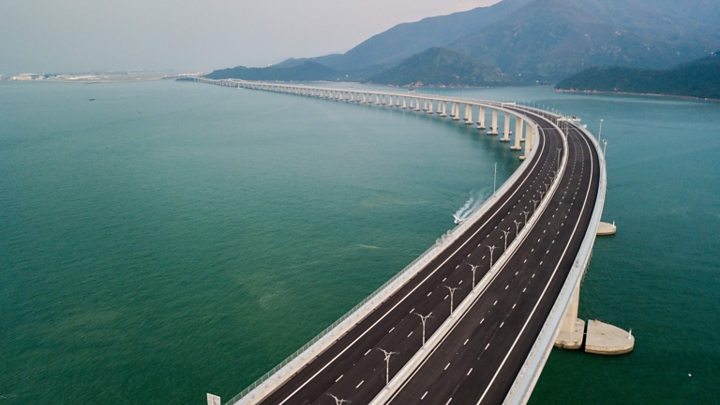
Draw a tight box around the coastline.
[555,88,720,103]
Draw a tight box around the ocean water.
[0,81,718,404]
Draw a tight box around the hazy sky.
[0,0,501,74]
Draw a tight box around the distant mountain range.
[556,52,720,100]
[207,0,720,86]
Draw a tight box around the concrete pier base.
[597,221,617,236]
[585,320,635,355]
[554,318,585,350]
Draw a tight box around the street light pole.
[514,219,522,235]
[444,285,460,314]
[376,348,398,386]
[493,162,497,196]
[468,264,480,288]
[598,118,604,143]
[488,245,497,267]
[327,393,351,405]
[502,229,510,250]
[523,210,529,224]
[413,312,433,346]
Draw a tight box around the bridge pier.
[477,106,486,129]
[511,118,523,151]
[501,112,512,142]
[488,109,499,135]
[464,104,473,125]
[554,285,585,349]
[520,125,535,160]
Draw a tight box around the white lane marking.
[464,338,469,346]
[356,380,364,389]
[455,264,460,269]
[427,291,433,297]
[421,391,428,400]
[522,287,526,293]
[408,331,414,338]
[444,295,449,300]
[493,300,498,306]
[444,362,451,371]
[364,349,371,356]
[335,374,343,382]
[458,280,463,285]
[505,284,509,290]
[409,307,415,314]
[499,322,504,329]
[512,303,517,309]
[442,277,447,282]
[388,327,395,333]
[485,343,490,350]
[445,398,453,405]
[467,368,474,376]
[480,318,485,325]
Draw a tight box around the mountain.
[309,0,533,74]
[555,52,720,100]
[448,0,720,80]
[368,47,505,87]
[205,61,343,81]
[209,0,720,84]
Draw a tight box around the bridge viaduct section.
[191,79,610,405]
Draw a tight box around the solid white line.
[335,374,343,382]
[444,362,451,371]
[421,391,428,400]
[364,349,371,356]
[356,380,364,389]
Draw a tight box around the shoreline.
[555,88,720,103]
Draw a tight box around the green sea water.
[1,81,718,403]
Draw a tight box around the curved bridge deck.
[190,79,605,405]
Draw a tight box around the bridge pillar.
[488,110,499,135]
[464,104,473,125]
[452,103,460,120]
[520,125,534,160]
[501,113,512,142]
[402,96,407,109]
[439,101,447,117]
[415,98,422,111]
[511,118,523,151]
[555,284,585,350]
[477,107,486,129]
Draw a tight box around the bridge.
[190,78,632,405]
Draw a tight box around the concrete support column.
[555,284,585,350]
[427,100,434,114]
[402,97,407,109]
[415,98,422,111]
[512,118,523,151]
[521,124,534,160]
[477,107,486,129]
[501,113,512,142]
[452,103,460,120]
[489,110,499,135]
[465,104,473,125]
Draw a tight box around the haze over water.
[1,81,718,403]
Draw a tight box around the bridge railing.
[225,225,467,404]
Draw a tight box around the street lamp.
[468,263,480,288]
[377,348,399,386]
[502,229,510,250]
[488,245,497,267]
[327,393,351,405]
[514,219,522,236]
[444,285,460,314]
[413,312,433,346]
[532,199,539,211]
[523,210,529,224]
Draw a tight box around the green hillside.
[556,52,720,99]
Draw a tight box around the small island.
[556,52,720,101]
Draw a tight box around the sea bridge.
[191,78,631,405]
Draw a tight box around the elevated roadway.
[190,79,606,405]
